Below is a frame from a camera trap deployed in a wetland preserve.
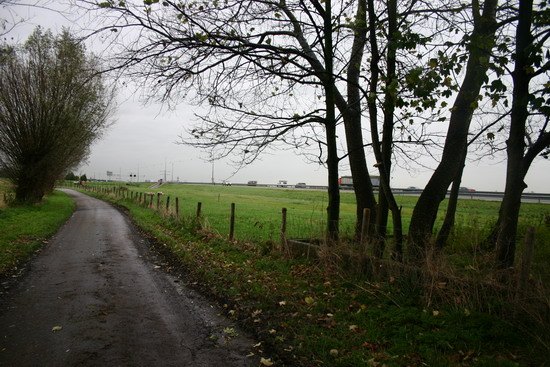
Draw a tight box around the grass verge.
[0,190,75,276]
[73,186,547,367]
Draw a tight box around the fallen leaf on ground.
[51,326,63,332]
[260,357,274,366]
[251,309,262,317]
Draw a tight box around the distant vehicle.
[406,186,419,190]
[222,181,231,186]
[295,182,307,188]
[338,175,380,188]
[459,186,476,192]
[277,180,288,187]
[247,180,257,186]
[339,176,353,187]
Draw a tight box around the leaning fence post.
[360,208,371,253]
[517,226,536,297]
[229,203,236,240]
[175,197,180,220]
[166,196,170,214]
[280,208,287,252]
[196,202,202,218]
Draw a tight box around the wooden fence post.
[360,208,371,253]
[229,203,236,240]
[156,193,161,210]
[518,226,536,297]
[196,202,202,218]
[175,197,179,220]
[280,207,287,252]
[166,196,170,213]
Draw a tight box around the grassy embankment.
[66,181,550,367]
[0,181,75,276]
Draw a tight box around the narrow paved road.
[0,189,259,366]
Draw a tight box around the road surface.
[0,189,259,366]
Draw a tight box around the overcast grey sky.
[4,1,549,192]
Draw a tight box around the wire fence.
[62,183,357,246]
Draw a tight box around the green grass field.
[0,189,75,275]
[70,181,550,284]
[74,182,550,246]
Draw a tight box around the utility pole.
[210,152,215,185]
[160,159,170,183]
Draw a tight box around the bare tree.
[85,0,384,239]
[0,27,114,203]
[407,0,499,262]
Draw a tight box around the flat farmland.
[102,183,550,247]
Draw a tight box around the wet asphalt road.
[0,189,259,366]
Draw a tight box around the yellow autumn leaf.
[304,296,314,304]
[260,357,274,366]
[51,326,63,332]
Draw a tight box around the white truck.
[338,175,380,188]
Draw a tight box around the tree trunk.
[407,0,498,263]
[374,194,388,257]
[324,0,340,241]
[343,0,377,239]
[495,0,533,270]
[326,120,340,241]
[15,178,46,203]
[366,0,403,260]
[435,145,467,250]
[382,0,403,261]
